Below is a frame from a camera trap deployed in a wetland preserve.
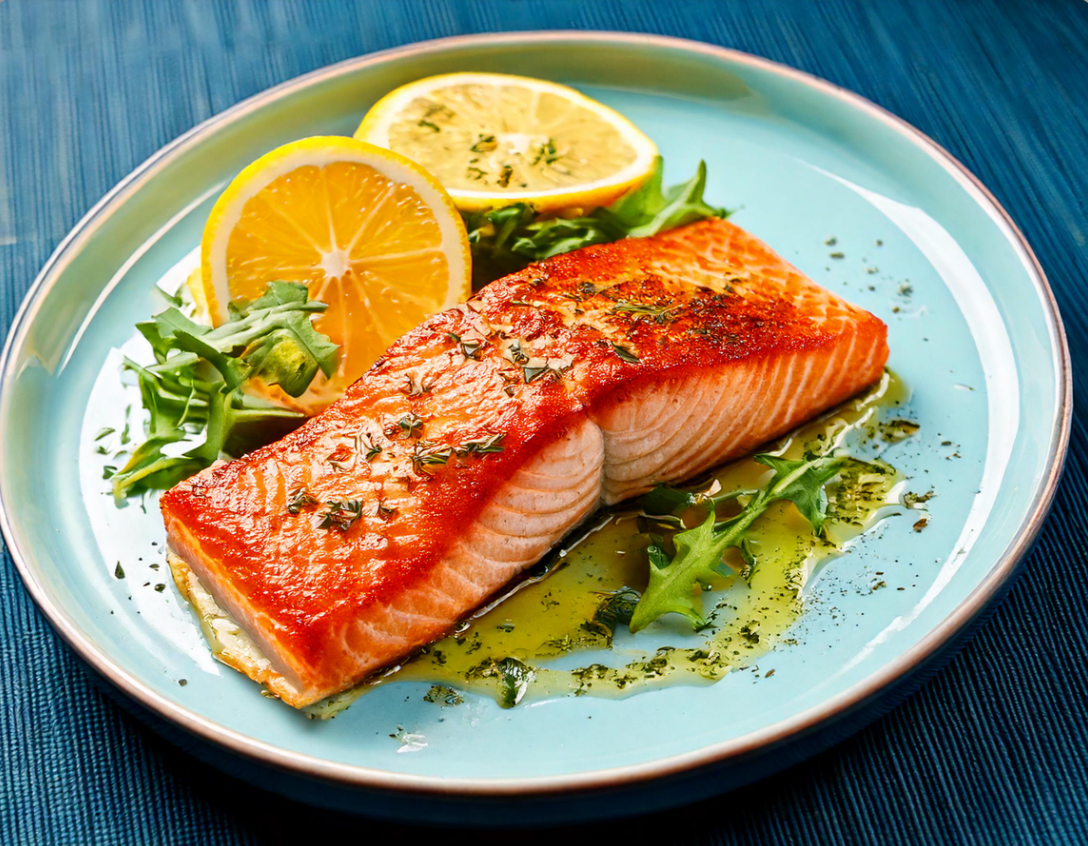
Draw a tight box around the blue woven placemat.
[2,1,1086,843]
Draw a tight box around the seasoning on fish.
[161,218,888,707]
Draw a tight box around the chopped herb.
[94,427,115,441]
[114,562,125,579]
[904,490,936,508]
[609,341,640,364]
[504,339,529,365]
[522,361,568,383]
[286,487,318,514]
[521,363,549,383]
[402,376,431,397]
[610,301,677,324]
[475,657,535,708]
[396,412,424,439]
[409,441,453,475]
[454,433,505,455]
[461,338,485,359]
[423,685,464,707]
[497,164,514,188]
[829,251,845,259]
[376,500,397,520]
[359,434,382,462]
[881,418,920,443]
[154,583,166,593]
[447,331,484,360]
[315,498,364,532]
[739,623,761,644]
[592,588,641,634]
[531,138,561,166]
[470,134,496,153]
[417,119,441,132]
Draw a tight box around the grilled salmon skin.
[161,218,888,707]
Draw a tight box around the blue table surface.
[2,1,1087,843]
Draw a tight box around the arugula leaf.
[636,513,726,630]
[609,158,719,238]
[640,485,699,515]
[640,481,759,518]
[629,453,845,632]
[752,454,845,534]
[110,282,337,501]
[147,282,338,395]
[462,157,727,286]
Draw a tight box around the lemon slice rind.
[355,73,659,213]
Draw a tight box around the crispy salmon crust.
[161,218,888,706]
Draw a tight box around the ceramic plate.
[0,33,1070,824]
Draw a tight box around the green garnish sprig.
[395,412,425,438]
[286,487,318,514]
[109,282,338,501]
[609,341,640,364]
[409,441,454,474]
[453,433,505,455]
[462,157,727,286]
[408,433,506,476]
[609,301,679,324]
[315,498,364,532]
[447,331,485,360]
[629,453,846,632]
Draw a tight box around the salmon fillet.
[161,218,888,707]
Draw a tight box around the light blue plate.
[0,33,1070,824]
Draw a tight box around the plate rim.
[0,30,1072,797]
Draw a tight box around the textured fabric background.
[1,1,1086,843]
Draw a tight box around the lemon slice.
[200,136,470,412]
[355,72,658,213]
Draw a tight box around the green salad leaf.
[462,157,727,286]
[628,453,846,632]
[109,282,338,501]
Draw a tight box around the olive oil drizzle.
[305,371,913,717]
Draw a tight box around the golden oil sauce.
[306,371,912,717]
